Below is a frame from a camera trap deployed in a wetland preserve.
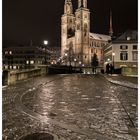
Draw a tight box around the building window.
[91,49,93,53]
[85,55,87,59]
[5,51,8,54]
[77,24,80,30]
[120,45,128,50]
[30,60,34,64]
[133,45,137,50]
[84,14,87,19]
[132,52,138,61]
[120,52,128,60]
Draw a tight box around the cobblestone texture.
[2,74,138,140]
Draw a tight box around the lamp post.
[64,53,68,65]
[74,58,77,72]
[112,52,115,68]
[43,40,48,65]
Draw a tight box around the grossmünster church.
[61,0,112,66]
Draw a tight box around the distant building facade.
[46,47,61,65]
[104,30,138,68]
[3,44,61,70]
[61,0,111,67]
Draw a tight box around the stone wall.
[3,69,43,85]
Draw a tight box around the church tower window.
[77,24,80,30]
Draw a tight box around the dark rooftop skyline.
[3,0,138,46]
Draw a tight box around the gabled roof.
[116,30,138,41]
[90,33,111,41]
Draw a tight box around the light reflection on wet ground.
[3,74,137,140]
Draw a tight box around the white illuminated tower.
[61,0,75,57]
[75,0,90,65]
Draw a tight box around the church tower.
[109,10,113,37]
[75,0,90,66]
[61,0,75,57]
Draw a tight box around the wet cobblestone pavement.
[3,74,138,140]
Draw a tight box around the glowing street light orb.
[44,40,48,45]
[112,52,115,56]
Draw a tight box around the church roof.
[90,33,111,41]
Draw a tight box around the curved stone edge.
[17,131,58,140]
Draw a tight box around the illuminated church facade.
[61,0,112,66]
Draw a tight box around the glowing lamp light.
[112,52,115,56]
[44,40,48,45]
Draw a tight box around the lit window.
[26,61,29,64]
[120,52,128,60]
[5,51,8,54]
[5,66,8,69]
[13,66,17,69]
[9,51,12,54]
[30,60,34,64]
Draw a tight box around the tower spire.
[78,0,87,8]
[109,10,113,37]
[64,0,73,14]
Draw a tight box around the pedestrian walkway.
[103,74,138,89]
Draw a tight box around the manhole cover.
[20,133,56,140]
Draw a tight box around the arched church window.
[69,19,72,23]
[84,23,88,37]
[68,28,75,38]
[77,24,80,30]
[84,14,87,19]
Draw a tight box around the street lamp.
[107,58,110,62]
[74,58,77,72]
[64,53,68,65]
[74,58,77,64]
[112,52,115,68]
[43,40,48,64]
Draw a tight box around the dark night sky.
[3,0,138,46]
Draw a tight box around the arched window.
[77,23,80,30]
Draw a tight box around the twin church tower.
[61,0,112,66]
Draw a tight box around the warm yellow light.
[112,52,115,56]
[9,51,12,54]
[26,60,29,64]
[30,60,34,64]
